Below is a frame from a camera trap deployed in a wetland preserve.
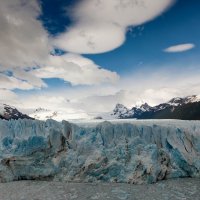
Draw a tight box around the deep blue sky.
[38,0,200,77]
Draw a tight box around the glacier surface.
[0,119,200,184]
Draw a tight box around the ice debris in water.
[0,119,200,184]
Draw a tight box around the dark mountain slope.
[0,104,33,120]
[139,102,200,120]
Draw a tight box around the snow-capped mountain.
[1,95,200,121]
[110,102,153,119]
[0,104,33,120]
[29,107,90,121]
[168,95,200,105]
[111,104,131,118]
[104,95,200,120]
[139,103,152,112]
[30,108,64,121]
[150,95,200,113]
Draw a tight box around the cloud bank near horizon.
[9,66,200,118]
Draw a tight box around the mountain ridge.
[0,104,33,120]
[110,95,200,120]
[1,95,200,121]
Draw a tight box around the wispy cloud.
[164,43,195,53]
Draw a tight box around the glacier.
[0,119,200,184]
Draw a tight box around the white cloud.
[0,0,176,91]
[0,89,18,104]
[0,0,50,91]
[0,0,120,91]
[164,43,195,53]
[0,0,51,69]
[34,54,119,85]
[0,73,35,90]
[12,68,47,89]
[54,22,126,54]
[54,0,174,54]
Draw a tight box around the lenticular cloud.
[54,0,175,54]
[164,43,195,53]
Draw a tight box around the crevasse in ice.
[0,119,200,184]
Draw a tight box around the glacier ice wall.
[0,119,200,184]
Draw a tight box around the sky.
[0,0,200,119]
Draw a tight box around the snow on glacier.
[0,119,200,183]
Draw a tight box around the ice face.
[0,119,200,184]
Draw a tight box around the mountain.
[140,101,200,120]
[109,95,200,120]
[2,95,200,121]
[111,103,130,118]
[29,107,90,121]
[0,104,33,120]
[29,107,62,121]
